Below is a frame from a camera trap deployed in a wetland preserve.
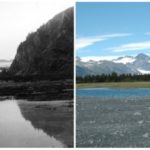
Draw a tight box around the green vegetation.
[77,72,150,83]
[77,81,150,88]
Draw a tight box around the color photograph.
[76,2,150,147]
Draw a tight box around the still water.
[77,88,150,97]
[0,99,65,147]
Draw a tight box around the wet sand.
[77,96,150,147]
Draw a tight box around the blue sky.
[76,2,150,61]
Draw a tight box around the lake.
[77,88,150,147]
[77,88,150,97]
[0,97,73,147]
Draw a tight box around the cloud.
[76,36,105,50]
[80,56,120,62]
[108,41,150,52]
[145,32,150,35]
[76,33,133,50]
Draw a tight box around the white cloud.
[80,56,120,62]
[76,36,106,50]
[76,33,132,50]
[108,41,150,52]
[138,69,150,74]
[145,32,150,35]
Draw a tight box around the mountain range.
[76,53,150,76]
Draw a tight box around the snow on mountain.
[98,61,103,65]
[113,57,136,64]
[77,53,150,76]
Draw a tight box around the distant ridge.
[77,53,150,76]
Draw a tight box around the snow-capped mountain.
[76,53,150,76]
[113,56,136,64]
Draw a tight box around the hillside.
[9,7,74,79]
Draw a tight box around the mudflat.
[77,96,150,147]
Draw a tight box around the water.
[77,88,150,97]
[0,98,65,147]
[77,88,150,147]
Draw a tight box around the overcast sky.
[0,0,74,60]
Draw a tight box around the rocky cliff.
[9,7,74,79]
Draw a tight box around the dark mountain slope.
[9,7,74,79]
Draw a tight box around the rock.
[9,7,74,79]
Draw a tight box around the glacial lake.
[0,97,72,147]
[77,88,150,97]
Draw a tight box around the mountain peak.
[113,56,135,64]
[136,53,149,59]
[77,53,150,76]
[9,7,73,78]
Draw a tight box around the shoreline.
[77,81,150,88]
[0,80,73,101]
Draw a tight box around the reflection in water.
[0,100,65,147]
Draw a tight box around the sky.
[76,2,150,61]
[0,0,74,60]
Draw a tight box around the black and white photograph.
[0,0,74,147]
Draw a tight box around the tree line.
[77,72,150,83]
